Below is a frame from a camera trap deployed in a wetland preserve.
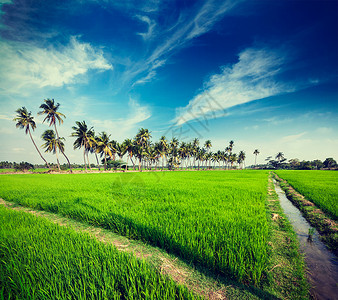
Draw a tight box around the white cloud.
[0,36,112,94]
[91,98,151,140]
[127,0,241,87]
[0,114,13,120]
[136,15,156,40]
[280,132,307,143]
[174,47,293,125]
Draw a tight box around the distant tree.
[71,121,95,171]
[14,161,34,172]
[238,151,246,169]
[298,160,312,170]
[323,158,337,169]
[288,158,300,169]
[135,128,151,171]
[312,159,323,170]
[276,152,285,163]
[253,149,260,166]
[13,107,50,169]
[96,132,113,170]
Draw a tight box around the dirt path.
[0,198,235,299]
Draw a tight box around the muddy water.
[273,181,338,300]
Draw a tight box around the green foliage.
[0,171,269,285]
[13,161,34,171]
[276,170,338,220]
[0,206,197,299]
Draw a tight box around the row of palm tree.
[68,122,249,171]
[14,101,260,172]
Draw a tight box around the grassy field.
[275,170,338,220]
[0,170,269,285]
[0,205,198,299]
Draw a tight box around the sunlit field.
[0,205,198,299]
[276,170,338,220]
[0,170,269,285]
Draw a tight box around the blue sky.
[0,0,337,166]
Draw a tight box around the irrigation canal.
[273,180,338,300]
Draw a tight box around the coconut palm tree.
[122,138,135,171]
[230,153,237,168]
[96,132,113,170]
[159,136,168,170]
[253,149,260,166]
[135,128,151,171]
[38,99,71,171]
[276,152,285,163]
[191,138,199,170]
[41,130,64,171]
[71,121,94,170]
[238,151,246,169]
[90,133,101,170]
[13,107,50,169]
[204,140,212,169]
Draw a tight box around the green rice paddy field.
[0,170,313,298]
[276,170,338,220]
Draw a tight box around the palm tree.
[192,138,199,170]
[96,132,113,170]
[38,99,71,171]
[122,138,135,171]
[13,107,50,169]
[159,136,168,170]
[238,151,246,169]
[253,149,260,166]
[41,130,64,171]
[71,121,94,170]
[91,134,101,170]
[276,152,285,163]
[135,128,151,171]
[204,140,212,169]
[230,153,237,168]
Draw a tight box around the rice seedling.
[0,171,270,285]
[276,170,338,220]
[0,205,199,299]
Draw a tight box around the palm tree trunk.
[87,152,92,171]
[95,153,100,171]
[83,148,87,170]
[55,151,61,171]
[104,153,107,170]
[54,124,72,172]
[28,129,50,169]
[126,155,129,172]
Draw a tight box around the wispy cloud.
[136,15,156,40]
[281,132,307,143]
[0,114,13,120]
[126,0,242,87]
[91,98,151,140]
[0,36,112,94]
[174,47,294,125]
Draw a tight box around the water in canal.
[274,180,338,300]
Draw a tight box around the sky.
[0,0,337,166]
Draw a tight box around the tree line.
[13,99,336,172]
[13,99,250,172]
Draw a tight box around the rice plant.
[0,205,199,299]
[0,170,269,284]
[276,170,338,220]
